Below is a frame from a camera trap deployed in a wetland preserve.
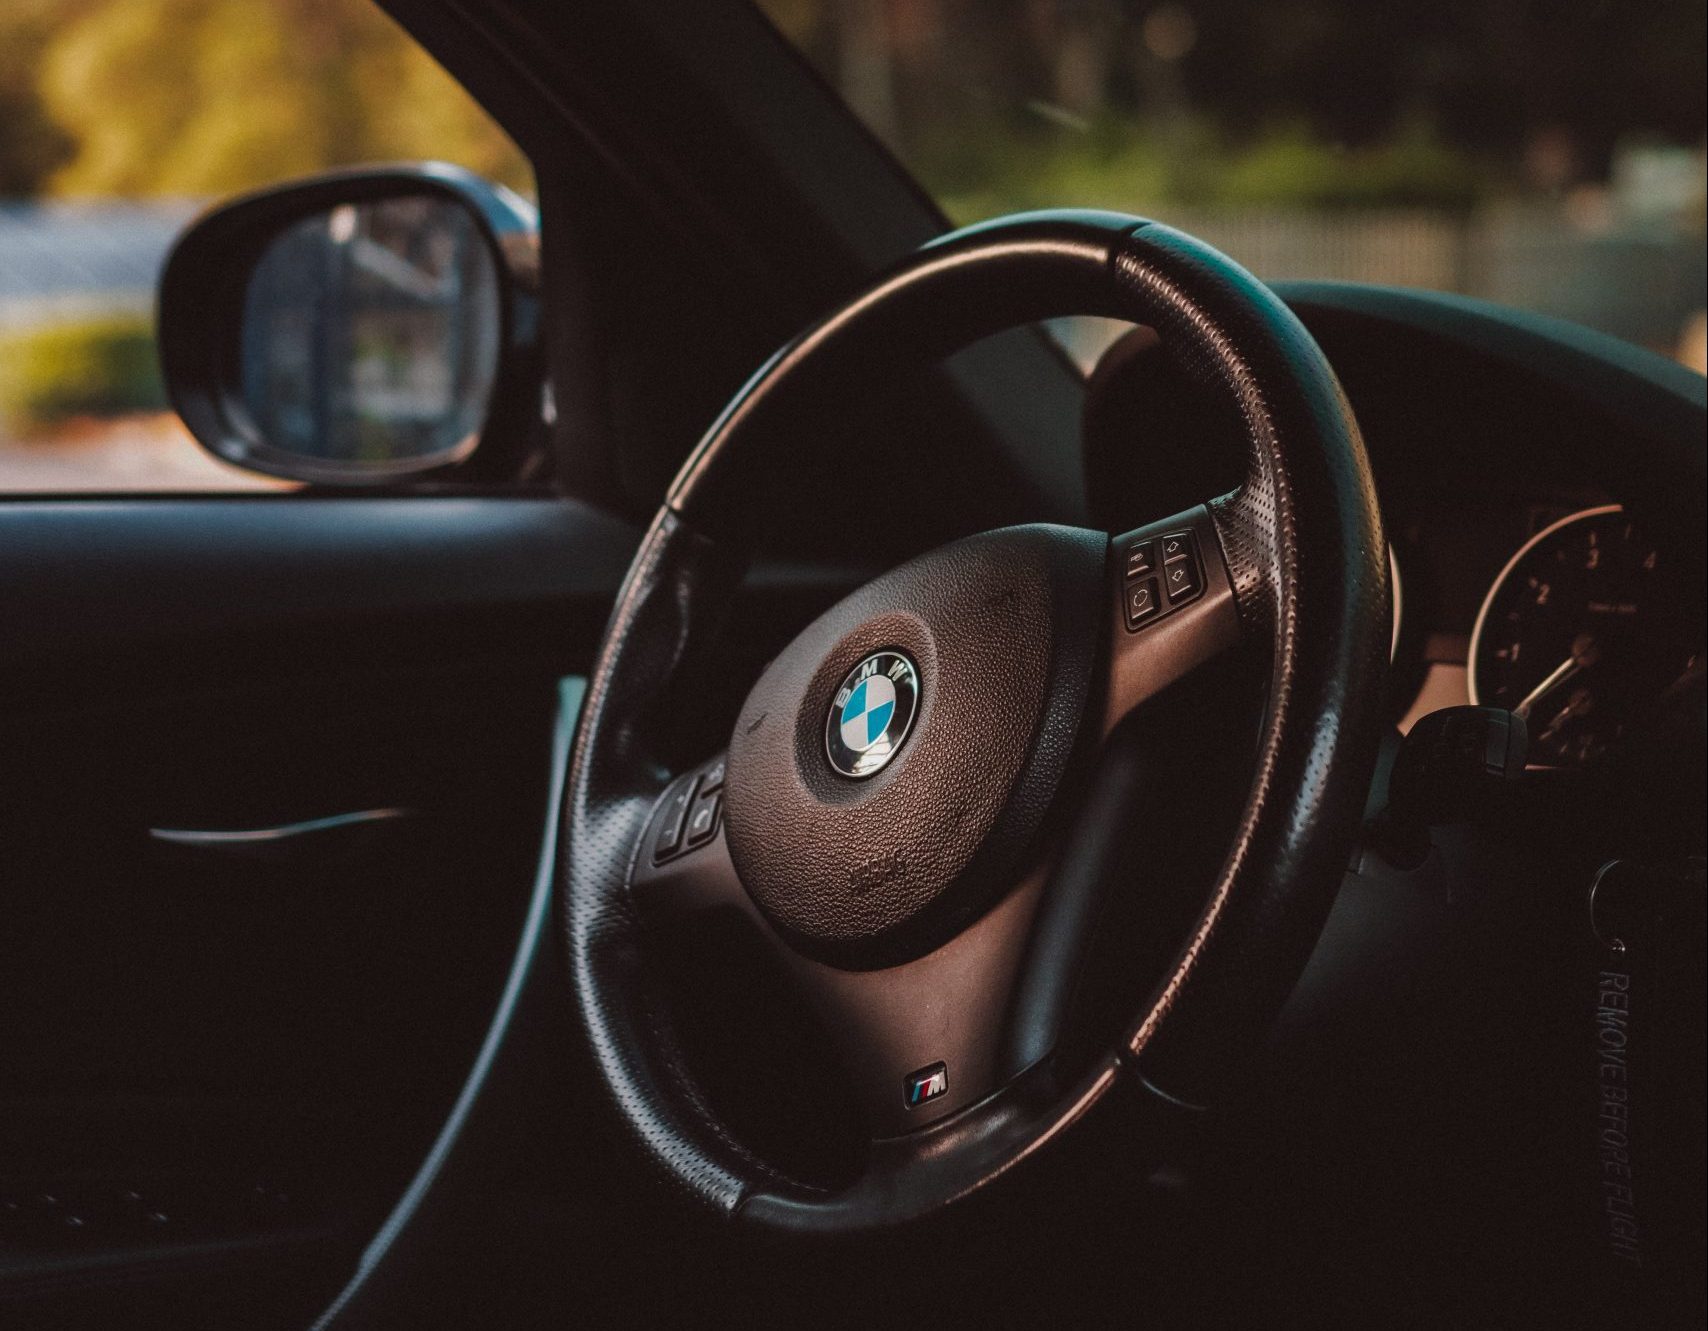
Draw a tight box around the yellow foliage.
[35,0,530,198]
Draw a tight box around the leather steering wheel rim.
[559,211,1390,1234]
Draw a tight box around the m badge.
[904,1061,948,1109]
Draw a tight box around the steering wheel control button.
[685,791,722,847]
[824,651,921,779]
[698,755,727,792]
[1119,527,1211,631]
[1124,577,1160,628]
[649,777,696,864]
[1164,552,1202,603]
[904,1061,948,1109]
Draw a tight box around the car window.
[0,0,531,494]
[758,0,1706,374]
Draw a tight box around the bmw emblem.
[825,650,920,779]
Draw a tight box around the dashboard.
[1084,282,1706,784]
[1274,283,1705,784]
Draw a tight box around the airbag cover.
[723,524,1105,965]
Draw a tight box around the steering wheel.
[559,211,1390,1234]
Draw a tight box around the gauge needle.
[1513,634,1600,720]
[1537,688,1594,746]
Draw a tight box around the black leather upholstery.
[557,212,1388,1231]
[1108,225,1391,1099]
[558,510,785,1216]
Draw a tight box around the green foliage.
[759,0,1705,203]
[928,115,1487,225]
[0,315,165,428]
[1213,121,1486,211]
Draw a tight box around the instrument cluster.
[1455,505,1699,767]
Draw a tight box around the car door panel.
[1,496,626,1317]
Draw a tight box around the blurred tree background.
[0,0,1701,487]
[760,0,1705,220]
[0,0,529,200]
[0,0,529,481]
[5,0,1699,211]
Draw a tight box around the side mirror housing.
[158,163,538,486]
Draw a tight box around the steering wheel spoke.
[775,867,1048,1137]
[630,760,1054,1137]
[629,756,753,920]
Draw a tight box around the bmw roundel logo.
[825,651,920,779]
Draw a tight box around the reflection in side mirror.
[157,164,538,487]
[239,195,499,471]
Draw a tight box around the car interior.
[1,1,1702,1326]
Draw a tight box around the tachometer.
[1469,505,1696,767]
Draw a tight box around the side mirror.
[158,163,538,486]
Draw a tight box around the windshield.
[758,0,1706,373]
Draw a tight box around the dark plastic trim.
[312,676,585,1330]
[0,496,640,686]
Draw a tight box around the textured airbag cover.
[724,524,1105,964]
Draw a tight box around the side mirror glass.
[158,165,537,486]
[240,196,500,473]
